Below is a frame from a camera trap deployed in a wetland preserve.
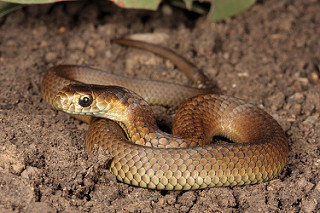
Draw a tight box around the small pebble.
[59,26,66,33]
[315,181,320,193]
[161,5,173,16]
[287,92,304,103]
[157,198,166,206]
[288,103,301,115]
[0,147,25,174]
[309,72,319,84]
[21,166,40,180]
[302,115,318,127]
[68,39,85,50]
[297,77,309,86]
[44,52,58,63]
[127,33,169,44]
[5,38,19,47]
[85,46,96,58]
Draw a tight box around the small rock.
[288,103,301,116]
[157,198,167,206]
[297,77,309,86]
[309,72,319,84]
[302,115,318,128]
[315,181,320,193]
[303,91,320,114]
[68,39,85,50]
[287,92,304,103]
[301,198,318,213]
[5,37,19,48]
[0,145,25,174]
[3,37,19,57]
[166,194,178,205]
[177,191,196,207]
[297,177,315,192]
[161,5,173,16]
[21,166,40,180]
[32,26,47,37]
[59,26,66,33]
[44,52,58,63]
[126,33,169,44]
[304,115,318,124]
[93,39,106,54]
[85,46,96,58]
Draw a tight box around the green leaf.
[209,0,255,21]
[0,0,255,20]
[183,0,192,10]
[0,0,69,3]
[0,2,22,17]
[111,0,161,10]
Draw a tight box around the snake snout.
[54,92,71,111]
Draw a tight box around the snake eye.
[79,94,93,107]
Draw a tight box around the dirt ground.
[0,0,320,212]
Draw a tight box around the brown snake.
[41,39,288,190]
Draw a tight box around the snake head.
[53,84,137,123]
[54,84,97,115]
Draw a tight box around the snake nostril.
[54,94,68,110]
[63,99,69,107]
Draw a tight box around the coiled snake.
[41,39,288,190]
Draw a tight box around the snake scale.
[41,39,288,190]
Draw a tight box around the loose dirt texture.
[1,0,320,212]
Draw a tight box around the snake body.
[41,39,288,190]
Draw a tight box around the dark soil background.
[1,0,320,212]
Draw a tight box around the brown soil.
[1,0,319,212]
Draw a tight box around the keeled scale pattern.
[85,94,288,190]
[43,65,289,190]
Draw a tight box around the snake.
[41,38,288,190]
